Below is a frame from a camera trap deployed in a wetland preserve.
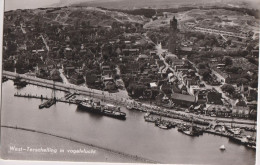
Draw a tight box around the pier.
[14,93,79,105]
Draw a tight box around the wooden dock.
[14,93,78,105]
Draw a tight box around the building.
[104,81,117,91]
[211,67,228,83]
[171,93,196,107]
[232,106,250,118]
[50,69,62,82]
[70,72,85,85]
[168,17,178,54]
[207,104,231,117]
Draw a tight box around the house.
[116,79,125,89]
[122,49,139,56]
[150,82,158,89]
[207,104,231,117]
[64,65,75,76]
[172,59,185,68]
[197,90,207,104]
[161,83,172,95]
[188,85,200,96]
[50,69,62,82]
[211,67,228,83]
[226,74,242,84]
[249,109,257,120]
[70,72,85,85]
[179,47,193,54]
[104,81,117,91]
[171,93,196,107]
[232,106,250,118]
[138,54,149,61]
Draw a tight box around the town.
[1,4,259,154]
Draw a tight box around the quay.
[8,71,256,130]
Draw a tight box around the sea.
[0,80,256,165]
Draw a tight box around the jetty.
[14,93,79,105]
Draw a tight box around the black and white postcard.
[0,0,259,165]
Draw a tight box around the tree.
[223,56,233,66]
[202,69,211,81]
[250,79,258,88]
[226,39,231,45]
[236,78,249,85]
[197,63,207,69]
[221,84,235,94]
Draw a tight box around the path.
[40,34,49,52]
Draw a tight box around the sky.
[5,0,260,11]
[5,0,60,11]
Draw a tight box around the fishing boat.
[38,82,56,109]
[227,128,241,135]
[220,145,225,150]
[39,98,56,109]
[2,76,8,83]
[157,123,169,129]
[13,76,22,85]
[16,80,28,88]
[154,115,171,129]
[178,117,202,136]
[246,143,256,150]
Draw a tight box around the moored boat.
[220,145,225,150]
[39,98,56,109]
[2,76,8,83]
[78,99,126,120]
[102,104,126,120]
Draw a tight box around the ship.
[78,98,95,112]
[78,99,126,120]
[177,118,202,136]
[13,76,28,88]
[154,114,173,129]
[13,76,22,85]
[220,145,226,150]
[102,104,126,120]
[39,82,56,109]
[39,98,56,109]
[2,76,8,83]
[16,80,28,88]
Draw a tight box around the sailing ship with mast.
[177,116,202,136]
[154,113,173,129]
[39,82,56,109]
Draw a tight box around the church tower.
[168,16,178,54]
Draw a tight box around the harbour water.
[1,80,256,164]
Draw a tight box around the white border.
[0,0,259,165]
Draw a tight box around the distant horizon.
[5,0,260,11]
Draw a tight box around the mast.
[191,116,194,132]
[52,81,56,101]
[231,117,234,128]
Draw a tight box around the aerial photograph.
[1,0,259,164]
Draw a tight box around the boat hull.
[103,111,126,120]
